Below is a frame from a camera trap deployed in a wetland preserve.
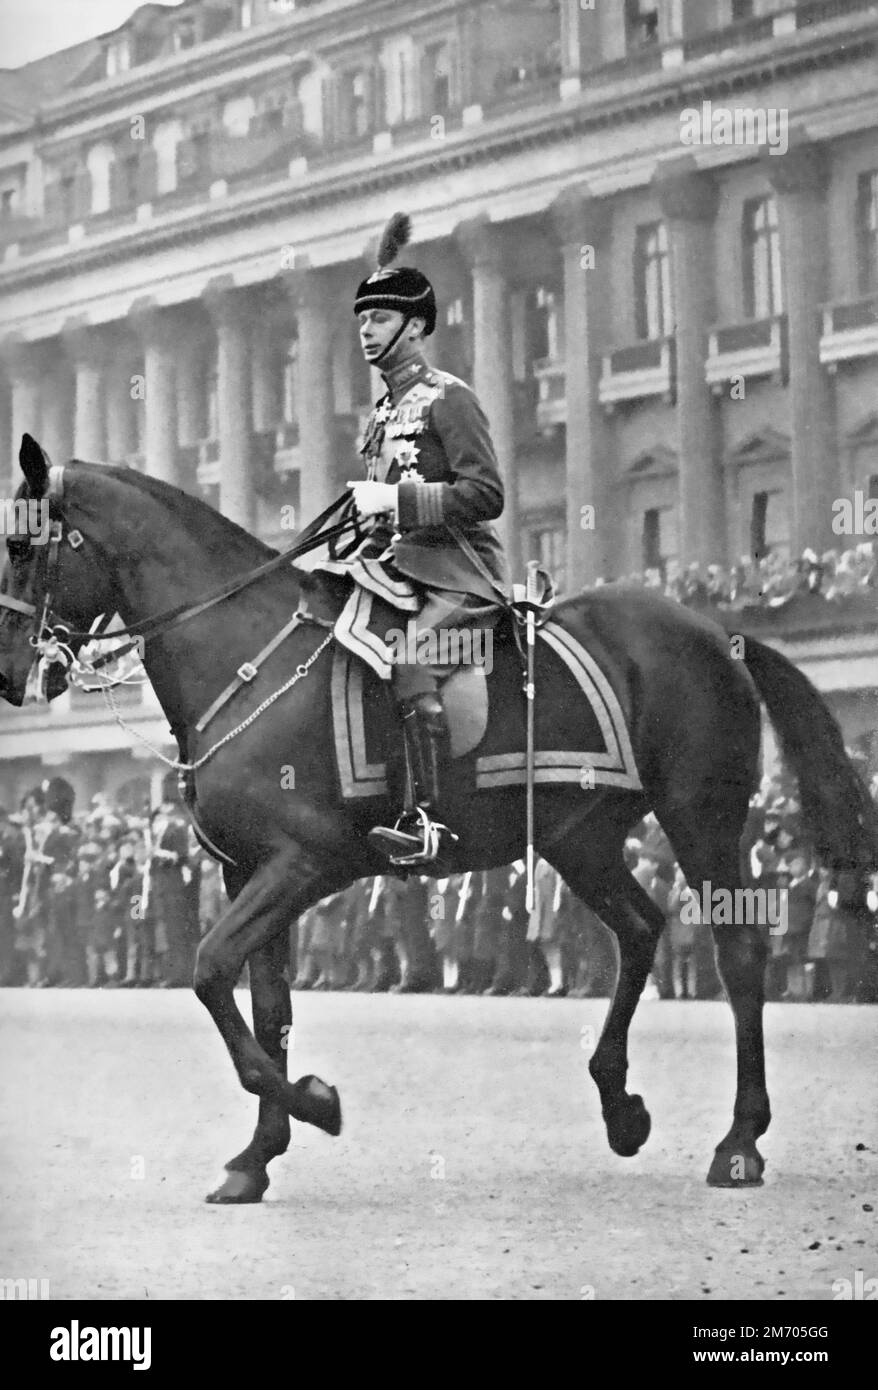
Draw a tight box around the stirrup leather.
[368,806,458,867]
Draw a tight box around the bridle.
[0,463,361,693]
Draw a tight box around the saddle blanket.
[331,617,642,801]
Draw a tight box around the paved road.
[0,990,874,1300]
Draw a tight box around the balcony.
[533,357,566,429]
[683,15,775,61]
[599,337,675,411]
[705,316,787,392]
[819,293,878,370]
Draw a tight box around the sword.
[524,561,539,913]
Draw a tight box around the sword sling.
[524,561,539,913]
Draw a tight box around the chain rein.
[100,614,334,773]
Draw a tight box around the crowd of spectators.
[601,540,877,609]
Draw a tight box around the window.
[743,197,783,318]
[856,171,878,295]
[0,188,16,219]
[643,507,677,576]
[106,38,130,77]
[625,0,659,46]
[731,0,754,19]
[423,42,452,114]
[174,19,197,53]
[283,341,299,424]
[868,475,878,500]
[634,222,673,340]
[750,490,788,562]
[339,70,370,140]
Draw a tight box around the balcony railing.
[599,337,675,410]
[683,15,775,61]
[532,357,567,429]
[819,292,878,370]
[705,315,787,392]
[796,0,878,27]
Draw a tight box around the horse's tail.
[740,634,878,876]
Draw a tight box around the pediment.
[727,427,791,465]
[848,412,878,444]
[628,445,678,476]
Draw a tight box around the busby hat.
[354,213,436,336]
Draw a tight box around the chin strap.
[372,317,412,366]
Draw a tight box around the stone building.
[0,0,876,807]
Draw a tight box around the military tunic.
[311,352,508,681]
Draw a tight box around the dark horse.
[1,436,875,1202]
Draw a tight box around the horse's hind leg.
[660,801,770,1187]
[207,927,292,1205]
[546,837,664,1159]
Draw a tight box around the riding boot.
[368,692,457,865]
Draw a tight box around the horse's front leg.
[207,926,293,1205]
[195,848,346,1172]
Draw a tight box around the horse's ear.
[19,434,51,495]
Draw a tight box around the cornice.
[0,18,876,298]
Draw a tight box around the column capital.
[60,317,108,367]
[652,156,719,223]
[201,277,254,330]
[0,333,47,377]
[454,214,506,272]
[549,184,611,249]
[128,297,184,351]
[763,137,829,197]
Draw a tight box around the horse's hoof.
[205,1168,269,1204]
[291,1075,343,1136]
[706,1146,765,1187]
[605,1094,651,1157]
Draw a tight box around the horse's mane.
[70,461,276,564]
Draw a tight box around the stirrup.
[368,806,458,867]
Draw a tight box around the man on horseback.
[328,211,508,865]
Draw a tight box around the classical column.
[285,267,337,523]
[550,186,612,589]
[765,139,835,553]
[654,156,723,568]
[62,321,107,460]
[176,319,206,449]
[104,328,138,463]
[203,281,254,530]
[0,338,43,476]
[128,299,182,488]
[40,346,75,466]
[455,215,520,577]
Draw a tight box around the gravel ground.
[0,989,874,1300]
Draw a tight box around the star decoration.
[394,440,421,470]
[372,399,393,424]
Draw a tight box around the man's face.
[358,308,406,364]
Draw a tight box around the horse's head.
[0,434,119,705]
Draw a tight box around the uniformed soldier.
[149,775,194,987]
[39,777,82,987]
[0,806,24,986]
[320,211,509,865]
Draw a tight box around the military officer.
[322,211,509,865]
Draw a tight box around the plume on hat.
[376,212,411,269]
